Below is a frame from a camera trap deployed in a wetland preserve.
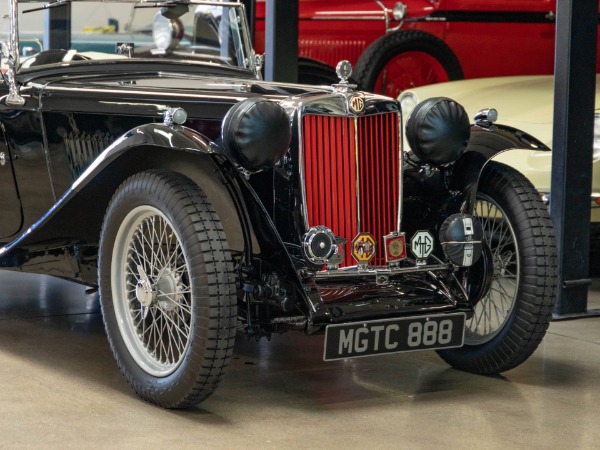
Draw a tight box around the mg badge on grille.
[384,232,406,265]
[349,95,365,114]
[352,232,376,268]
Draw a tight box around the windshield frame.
[3,0,260,97]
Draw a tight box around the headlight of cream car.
[399,92,419,120]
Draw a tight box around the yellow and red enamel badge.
[351,232,376,264]
[384,232,406,263]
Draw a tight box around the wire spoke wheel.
[373,51,451,97]
[112,206,192,376]
[99,170,236,408]
[467,193,519,345]
[437,162,556,374]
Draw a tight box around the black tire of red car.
[353,29,463,97]
[437,162,557,374]
[98,170,237,408]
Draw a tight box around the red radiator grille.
[302,112,400,266]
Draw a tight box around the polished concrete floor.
[0,271,598,449]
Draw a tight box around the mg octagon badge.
[410,230,434,264]
[351,232,376,268]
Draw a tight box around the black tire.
[437,162,557,374]
[298,57,341,85]
[98,170,237,408]
[354,29,463,97]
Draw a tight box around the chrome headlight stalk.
[375,0,407,33]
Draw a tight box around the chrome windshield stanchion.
[5,0,24,105]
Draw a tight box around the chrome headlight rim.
[392,2,408,21]
[399,91,419,121]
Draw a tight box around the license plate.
[323,313,466,361]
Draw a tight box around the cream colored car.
[399,75,600,222]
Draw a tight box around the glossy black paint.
[0,122,23,239]
[0,58,506,334]
[467,123,551,155]
[2,67,315,239]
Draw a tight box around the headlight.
[393,2,407,21]
[593,112,600,160]
[399,91,419,120]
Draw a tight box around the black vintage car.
[0,0,557,408]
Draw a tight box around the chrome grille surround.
[293,93,403,267]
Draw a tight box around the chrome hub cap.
[155,267,184,312]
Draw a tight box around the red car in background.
[254,0,600,97]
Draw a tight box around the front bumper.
[305,262,471,332]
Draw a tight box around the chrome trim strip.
[296,105,309,231]
[354,116,361,233]
[140,0,243,6]
[309,16,386,21]
[315,263,453,281]
[31,83,249,101]
[374,0,390,32]
[397,110,403,231]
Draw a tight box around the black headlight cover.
[221,97,291,172]
[406,97,470,166]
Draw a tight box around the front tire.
[438,162,557,374]
[99,170,237,408]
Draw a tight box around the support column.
[44,5,71,51]
[551,0,599,317]
[264,0,298,83]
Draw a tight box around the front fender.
[403,0,441,20]
[466,123,550,156]
[0,123,303,291]
[1,123,215,252]
[445,123,551,212]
